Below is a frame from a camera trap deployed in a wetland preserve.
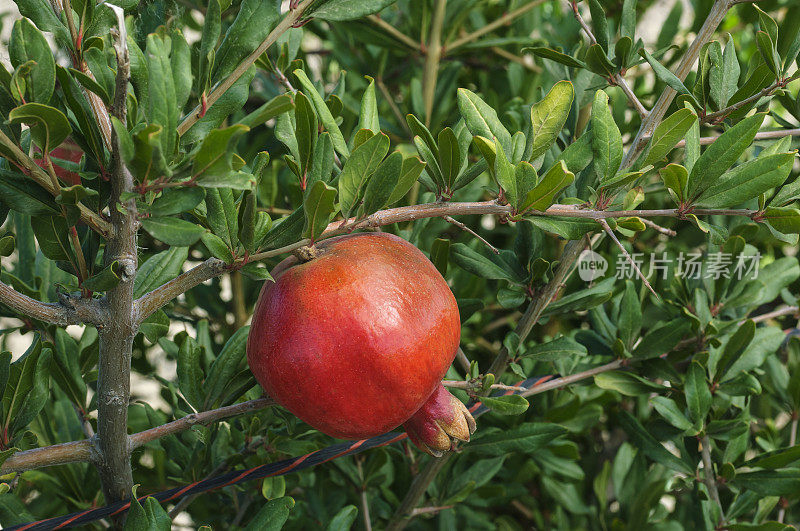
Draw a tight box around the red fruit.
[246,232,469,445]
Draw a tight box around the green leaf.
[734,470,800,497]
[512,161,538,213]
[710,34,740,110]
[450,243,518,281]
[83,261,123,292]
[205,326,250,408]
[584,44,616,77]
[684,362,711,423]
[659,163,688,204]
[457,88,512,155]
[9,103,71,152]
[357,76,380,134]
[192,124,251,188]
[525,47,587,69]
[642,108,697,168]
[745,446,800,470]
[363,151,402,215]
[0,169,58,215]
[243,497,295,531]
[587,0,609,50]
[481,394,529,415]
[147,188,205,217]
[205,188,239,248]
[0,235,15,257]
[294,69,349,157]
[238,93,295,128]
[716,319,758,381]
[177,337,204,410]
[13,0,70,48]
[294,91,318,182]
[338,132,390,217]
[310,0,395,21]
[591,90,622,182]
[521,160,574,212]
[201,232,233,263]
[303,181,337,240]
[326,505,358,531]
[697,153,794,208]
[756,31,780,76]
[632,318,691,359]
[52,328,86,408]
[197,0,221,94]
[619,411,694,475]
[688,113,764,200]
[387,156,425,205]
[651,396,694,431]
[640,48,696,104]
[430,238,450,276]
[145,32,179,156]
[494,137,517,207]
[524,336,587,362]
[438,127,462,192]
[124,493,171,531]
[764,206,800,235]
[212,0,281,82]
[134,247,189,298]
[183,67,256,145]
[30,215,72,262]
[595,371,664,396]
[529,81,574,162]
[9,18,55,104]
[618,281,641,348]
[141,217,205,246]
[467,423,567,456]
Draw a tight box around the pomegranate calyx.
[403,384,476,456]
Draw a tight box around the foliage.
[0,0,799,529]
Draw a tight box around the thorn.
[598,219,659,298]
[443,215,499,254]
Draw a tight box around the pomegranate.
[246,232,475,454]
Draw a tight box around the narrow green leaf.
[530,81,574,162]
[338,132,390,217]
[303,181,337,240]
[521,160,574,212]
[591,90,622,182]
[687,113,765,200]
[294,69,349,157]
[141,217,205,246]
[642,108,697,168]
[619,411,694,475]
[357,76,380,134]
[481,394,530,415]
[695,153,794,208]
[363,151,402,215]
[685,362,712,423]
[457,88,512,155]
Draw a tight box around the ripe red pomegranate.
[246,232,475,454]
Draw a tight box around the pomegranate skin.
[246,232,461,440]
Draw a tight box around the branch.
[747,305,799,324]
[571,1,648,118]
[521,360,623,397]
[623,0,733,168]
[0,129,112,238]
[367,15,421,51]
[129,398,275,450]
[701,435,724,523]
[422,0,447,126]
[1,398,276,474]
[443,215,499,254]
[702,78,789,124]
[0,281,106,326]
[177,0,315,136]
[95,22,137,504]
[442,380,525,392]
[671,128,800,148]
[447,0,547,52]
[133,201,758,325]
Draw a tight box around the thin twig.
[747,306,799,324]
[571,0,648,118]
[778,415,798,522]
[447,0,547,52]
[455,348,471,373]
[409,505,454,517]
[177,0,315,136]
[367,15,422,51]
[490,47,541,73]
[442,380,525,392]
[623,0,732,168]
[671,128,800,148]
[702,77,791,123]
[422,0,447,126]
[443,215,499,254]
[0,281,106,325]
[641,218,677,237]
[521,360,624,398]
[598,219,657,297]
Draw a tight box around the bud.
[403,384,476,456]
